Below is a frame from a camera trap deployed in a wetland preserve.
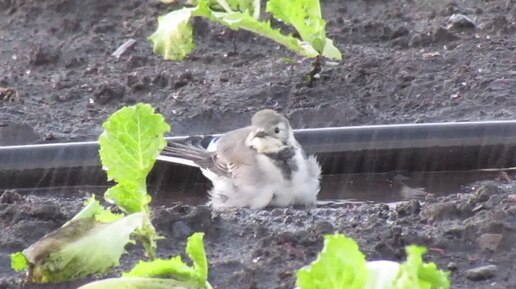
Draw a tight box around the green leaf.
[104,184,152,215]
[124,232,208,286]
[80,232,212,289]
[280,57,296,63]
[65,196,123,225]
[98,103,168,259]
[321,38,342,60]
[392,246,450,289]
[224,0,260,18]
[19,213,147,283]
[296,234,368,289]
[149,8,196,61]
[266,0,324,46]
[150,0,340,60]
[77,276,202,289]
[98,103,170,213]
[186,232,208,282]
[266,0,341,60]
[211,11,319,58]
[10,252,29,272]
[296,233,450,289]
[124,256,195,279]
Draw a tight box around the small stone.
[477,233,503,251]
[447,14,477,30]
[507,194,516,202]
[447,262,458,271]
[465,265,497,281]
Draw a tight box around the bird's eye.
[274,127,280,134]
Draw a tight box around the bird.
[157,109,321,210]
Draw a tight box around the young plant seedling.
[149,0,342,61]
[10,197,147,283]
[78,232,213,289]
[296,233,450,289]
[10,103,171,283]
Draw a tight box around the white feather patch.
[156,155,199,167]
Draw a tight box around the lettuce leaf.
[99,103,170,214]
[149,8,196,61]
[266,0,341,60]
[78,233,212,289]
[66,195,124,224]
[203,0,260,18]
[296,234,368,289]
[365,260,400,289]
[149,0,341,60]
[10,197,147,283]
[296,234,450,289]
[10,103,172,283]
[391,246,450,289]
[77,277,203,289]
[98,103,170,258]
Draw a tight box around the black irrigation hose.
[1,120,516,189]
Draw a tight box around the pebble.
[447,262,458,271]
[465,265,497,281]
[477,233,503,251]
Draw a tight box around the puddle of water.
[149,170,507,205]
[318,170,504,203]
[8,170,507,206]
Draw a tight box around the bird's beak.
[254,131,268,138]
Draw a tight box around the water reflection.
[7,170,507,206]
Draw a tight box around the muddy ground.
[1,0,516,144]
[1,0,516,288]
[1,180,516,289]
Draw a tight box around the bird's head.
[246,109,293,153]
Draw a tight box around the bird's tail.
[157,136,219,168]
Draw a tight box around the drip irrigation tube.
[1,120,516,189]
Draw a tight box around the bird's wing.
[159,140,230,177]
[159,127,257,178]
[215,127,257,169]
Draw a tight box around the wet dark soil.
[1,179,516,289]
[1,0,515,144]
[1,0,516,288]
